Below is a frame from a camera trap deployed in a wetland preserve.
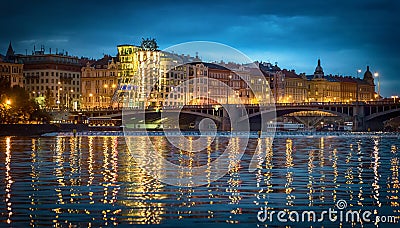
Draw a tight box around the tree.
[0,83,52,123]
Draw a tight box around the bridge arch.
[240,107,350,123]
[365,108,400,122]
[106,109,222,122]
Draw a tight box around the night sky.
[1,0,399,97]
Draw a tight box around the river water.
[0,134,399,227]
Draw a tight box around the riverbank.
[41,130,400,138]
[0,124,89,136]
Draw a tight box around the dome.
[314,59,324,74]
[313,59,324,79]
[363,66,374,85]
[363,66,373,78]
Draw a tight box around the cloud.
[0,0,399,96]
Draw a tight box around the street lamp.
[391,95,399,103]
[374,72,380,100]
[357,69,362,78]
[89,93,93,108]
[58,87,62,109]
[6,99,11,105]
[57,81,62,109]
[227,75,232,104]
[68,89,74,110]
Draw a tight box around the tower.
[363,66,374,85]
[313,59,324,79]
[5,41,15,63]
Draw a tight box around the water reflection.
[0,135,399,226]
[5,137,12,224]
[120,137,165,225]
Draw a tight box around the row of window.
[27,86,80,92]
[24,71,80,78]
[84,71,117,77]
[24,78,80,85]
[0,66,22,73]
[31,92,79,99]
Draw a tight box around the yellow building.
[306,59,340,102]
[306,60,375,103]
[337,76,357,102]
[81,55,118,109]
[117,39,161,108]
[281,69,307,103]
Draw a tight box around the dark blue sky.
[1,0,399,97]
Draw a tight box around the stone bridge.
[74,101,400,131]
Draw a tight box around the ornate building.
[0,42,24,88]
[81,55,119,109]
[306,60,376,103]
[359,66,376,101]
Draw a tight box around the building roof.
[282,69,301,79]
[258,62,281,73]
[91,55,116,68]
[188,61,231,71]
[334,76,357,83]
[306,74,339,82]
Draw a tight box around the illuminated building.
[117,39,161,108]
[281,69,307,103]
[306,60,376,103]
[258,62,285,103]
[307,59,341,102]
[0,42,24,88]
[19,46,81,109]
[156,56,188,107]
[359,66,376,101]
[81,55,119,109]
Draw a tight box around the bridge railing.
[68,100,399,113]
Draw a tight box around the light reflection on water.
[0,135,399,227]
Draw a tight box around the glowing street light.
[89,93,94,108]
[6,99,11,105]
[391,95,399,103]
[57,86,63,109]
[374,72,380,100]
[357,69,362,78]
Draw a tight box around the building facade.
[81,55,119,109]
[19,47,81,109]
[0,42,24,88]
[117,42,161,108]
[281,69,307,103]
